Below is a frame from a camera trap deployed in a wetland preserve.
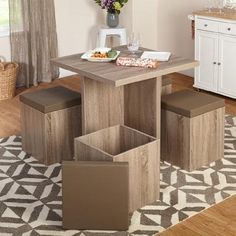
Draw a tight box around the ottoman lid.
[20,86,81,113]
[161,89,225,118]
[62,161,129,230]
[162,76,172,86]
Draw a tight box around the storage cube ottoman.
[74,125,160,213]
[20,86,82,165]
[161,89,225,171]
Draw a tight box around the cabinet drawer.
[219,22,236,36]
[196,18,219,32]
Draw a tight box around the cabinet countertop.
[193,9,236,21]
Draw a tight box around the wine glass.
[127,33,140,55]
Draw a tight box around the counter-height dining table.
[51,46,199,140]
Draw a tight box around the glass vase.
[106,12,119,28]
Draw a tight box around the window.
[0,0,9,37]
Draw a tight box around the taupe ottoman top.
[161,89,225,118]
[62,161,129,231]
[19,86,81,113]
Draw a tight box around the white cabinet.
[195,30,218,92]
[218,35,236,97]
[194,16,236,99]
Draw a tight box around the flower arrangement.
[94,0,128,14]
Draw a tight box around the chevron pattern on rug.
[0,115,235,236]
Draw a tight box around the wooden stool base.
[161,107,225,171]
[21,103,81,165]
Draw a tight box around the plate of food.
[81,48,120,62]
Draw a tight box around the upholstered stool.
[162,75,172,95]
[62,161,129,231]
[98,26,127,47]
[20,86,82,165]
[161,89,225,171]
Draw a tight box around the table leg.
[81,76,124,134]
[124,77,162,138]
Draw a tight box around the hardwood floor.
[158,195,236,236]
[0,73,236,235]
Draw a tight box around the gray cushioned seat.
[161,89,225,117]
[19,86,81,113]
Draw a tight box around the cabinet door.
[195,30,218,91]
[218,34,236,98]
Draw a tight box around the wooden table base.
[81,76,124,135]
[81,76,162,139]
[124,77,162,138]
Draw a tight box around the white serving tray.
[141,51,171,62]
[81,47,120,62]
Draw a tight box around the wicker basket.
[0,61,19,101]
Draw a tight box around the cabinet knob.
[213,62,217,65]
[228,28,231,31]
[204,24,208,27]
[218,62,221,66]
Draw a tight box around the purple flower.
[101,0,115,10]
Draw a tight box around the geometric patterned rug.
[0,115,235,236]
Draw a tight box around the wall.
[132,0,158,50]
[55,0,104,77]
[55,0,104,56]
[155,0,206,76]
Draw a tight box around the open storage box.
[74,125,160,212]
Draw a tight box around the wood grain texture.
[161,75,172,95]
[82,75,163,137]
[74,125,160,213]
[21,103,81,165]
[161,109,190,170]
[21,103,46,163]
[157,195,236,236]
[193,9,236,21]
[162,84,172,96]
[81,76,124,135]
[190,107,225,170]
[124,77,162,138]
[161,107,225,171]
[51,46,199,87]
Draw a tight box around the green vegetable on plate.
[107,49,117,58]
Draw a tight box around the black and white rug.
[0,115,235,236]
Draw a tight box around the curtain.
[9,0,59,87]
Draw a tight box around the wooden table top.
[51,46,199,87]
